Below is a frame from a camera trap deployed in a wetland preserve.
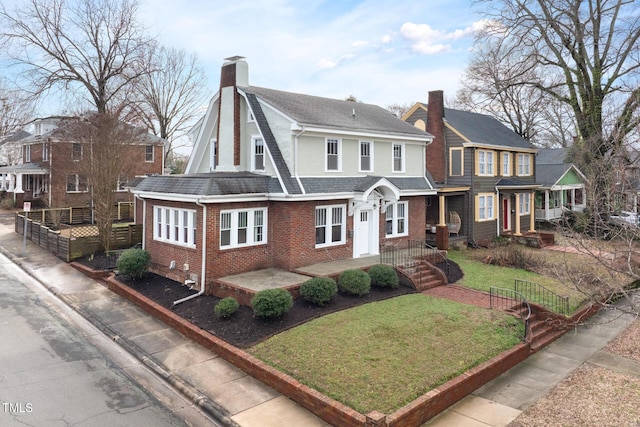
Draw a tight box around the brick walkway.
[423,285,491,309]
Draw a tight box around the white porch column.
[514,193,522,236]
[545,191,550,221]
[8,174,15,192]
[0,174,6,191]
[529,192,536,232]
[13,173,23,193]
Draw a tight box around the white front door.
[354,209,375,257]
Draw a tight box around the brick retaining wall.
[104,274,554,427]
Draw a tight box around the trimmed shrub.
[214,297,240,318]
[251,288,293,318]
[300,277,338,306]
[368,264,399,289]
[116,248,150,280]
[338,269,371,296]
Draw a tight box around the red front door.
[503,198,510,230]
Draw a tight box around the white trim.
[359,140,373,173]
[325,137,342,172]
[251,135,265,172]
[219,207,268,249]
[385,201,408,237]
[153,206,197,248]
[291,125,433,143]
[315,204,346,248]
[392,143,405,173]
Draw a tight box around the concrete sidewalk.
[1,221,638,427]
[0,223,329,427]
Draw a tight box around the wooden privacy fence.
[15,205,141,262]
[17,203,134,228]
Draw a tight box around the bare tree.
[63,112,145,251]
[129,45,208,164]
[456,36,576,147]
[0,0,152,114]
[0,80,33,140]
[476,0,640,162]
[387,102,415,119]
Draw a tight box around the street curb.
[0,245,240,427]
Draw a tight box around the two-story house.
[403,91,539,245]
[131,56,437,287]
[0,115,165,208]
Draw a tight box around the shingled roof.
[134,172,282,196]
[443,108,535,150]
[243,86,433,139]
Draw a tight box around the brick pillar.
[436,225,449,250]
[366,411,387,427]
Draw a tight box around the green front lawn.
[250,294,523,414]
[447,249,587,312]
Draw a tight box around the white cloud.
[351,40,369,48]
[318,58,337,69]
[400,19,487,55]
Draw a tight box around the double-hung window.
[477,194,495,221]
[72,143,82,161]
[66,174,88,193]
[477,150,494,176]
[145,145,154,162]
[220,208,267,249]
[153,207,196,247]
[315,205,345,247]
[42,142,49,161]
[360,141,372,172]
[517,153,532,176]
[386,202,408,237]
[252,137,265,171]
[392,143,404,172]
[326,138,341,171]
[24,145,31,162]
[502,152,511,176]
[519,193,531,214]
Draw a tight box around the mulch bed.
[79,254,463,348]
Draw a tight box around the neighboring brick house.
[0,115,165,208]
[131,56,437,287]
[403,91,539,245]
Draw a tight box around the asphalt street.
[0,251,216,427]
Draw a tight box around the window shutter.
[474,150,479,176]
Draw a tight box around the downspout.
[173,199,207,306]
[135,195,146,250]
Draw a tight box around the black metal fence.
[489,287,531,342]
[514,279,570,315]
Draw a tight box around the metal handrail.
[408,239,450,277]
[490,287,531,342]
[514,279,570,315]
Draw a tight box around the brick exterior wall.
[143,196,427,288]
[25,140,163,208]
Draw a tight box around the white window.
[42,142,49,161]
[315,205,345,247]
[478,194,495,221]
[326,138,341,171]
[386,202,408,237]
[117,175,128,192]
[154,206,197,247]
[502,152,511,176]
[24,145,31,162]
[220,208,267,249]
[72,143,82,161]
[392,143,404,172]
[66,174,88,193]
[252,137,265,171]
[519,193,531,214]
[360,141,373,172]
[145,145,154,162]
[517,153,532,176]
[477,150,494,176]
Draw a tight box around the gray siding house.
[403,91,539,245]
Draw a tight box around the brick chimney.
[426,90,446,184]
[217,56,249,169]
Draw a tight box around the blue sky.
[139,0,486,108]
